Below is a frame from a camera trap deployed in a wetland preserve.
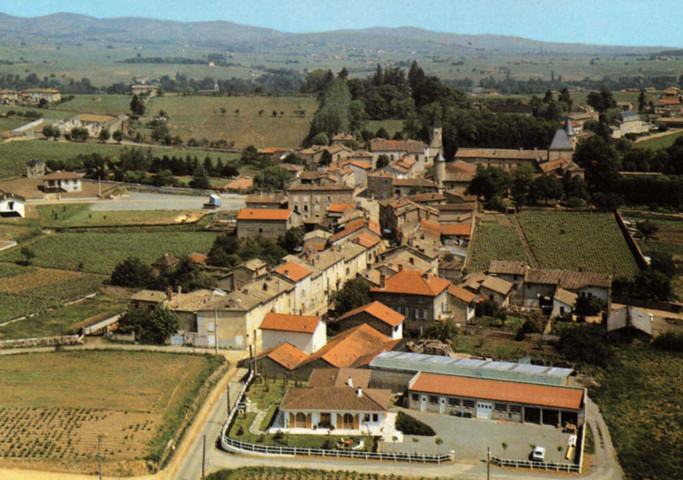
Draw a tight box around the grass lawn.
[590,344,682,480]
[147,95,317,148]
[0,294,126,340]
[635,130,683,150]
[0,350,224,475]
[0,230,218,274]
[35,203,201,227]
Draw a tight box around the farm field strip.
[517,210,640,278]
[0,231,218,274]
[0,351,224,475]
[469,220,530,272]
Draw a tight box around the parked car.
[531,446,546,462]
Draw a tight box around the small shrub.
[395,412,435,436]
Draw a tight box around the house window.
[411,394,419,401]
[489,295,494,301]
[448,398,459,406]
[315,196,320,203]
[495,403,508,412]
[346,267,350,275]
[372,414,378,422]
[327,196,331,202]
[304,205,309,212]
[295,412,306,428]
[510,405,522,414]
[429,396,438,404]
[462,400,475,408]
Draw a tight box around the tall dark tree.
[129,94,145,116]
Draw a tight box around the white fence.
[219,371,453,464]
[490,456,580,473]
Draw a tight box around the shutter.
[289,413,295,428]
[353,414,359,430]
[305,413,312,429]
[337,413,343,427]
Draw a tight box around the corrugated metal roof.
[369,351,573,386]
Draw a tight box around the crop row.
[518,210,640,278]
[469,222,529,273]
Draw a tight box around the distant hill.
[0,12,669,55]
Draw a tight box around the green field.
[0,294,126,340]
[36,203,201,227]
[0,351,224,475]
[0,231,218,274]
[517,210,640,278]
[147,95,317,148]
[635,130,683,150]
[0,139,236,179]
[468,219,530,273]
[591,345,682,480]
[0,263,105,323]
[54,94,131,116]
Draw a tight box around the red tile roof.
[258,342,309,369]
[336,301,405,327]
[348,160,372,170]
[259,312,322,333]
[301,324,398,369]
[448,285,477,304]
[371,269,451,297]
[355,233,381,248]
[440,222,472,237]
[328,203,355,213]
[237,208,292,221]
[330,218,380,243]
[275,261,312,282]
[223,177,253,191]
[410,372,584,410]
[187,252,208,264]
[43,171,81,180]
[420,219,441,238]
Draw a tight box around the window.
[293,195,299,201]
[509,405,522,414]
[372,414,378,422]
[429,396,438,404]
[462,400,475,408]
[304,205,309,212]
[364,414,370,421]
[448,398,459,406]
[327,196,331,202]
[489,294,494,301]
[346,267,350,275]
[495,403,508,412]
[411,394,419,401]
[343,413,354,429]
[315,196,320,203]
[295,412,306,428]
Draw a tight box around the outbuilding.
[0,192,25,218]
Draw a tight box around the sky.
[2,0,681,48]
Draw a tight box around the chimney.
[166,286,173,301]
[263,283,268,291]
[423,271,430,281]
[347,376,353,388]
[379,272,386,288]
[409,257,414,265]
[398,264,403,272]
[356,387,362,397]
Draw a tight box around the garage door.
[476,401,493,419]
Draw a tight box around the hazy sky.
[3,0,681,48]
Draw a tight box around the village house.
[333,301,404,339]
[217,258,268,291]
[236,208,299,239]
[245,193,288,210]
[367,171,395,200]
[26,159,45,178]
[151,253,179,275]
[611,111,651,139]
[433,156,477,193]
[384,156,418,178]
[368,139,429,171]
[370,267,451,333]
[0,192,25,218]
[276,368,392,436]
[0,90,18,104]
[286,185,355,224]
[274,260,321,316]
[42,172,82,193]
[220,177,253,193]
[58,114,117,137]
[131,84,158,96]
[379,197,439,240]
[446,285,478,324]
[331,132,356,145]
[259,312,326,354]
[458,273,514,307]
[20,88,61,104]
[605,306,653,342]
[346,160,372,187]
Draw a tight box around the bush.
[652,331,683,352]
[558,324,612,367]
[395,411,435,436]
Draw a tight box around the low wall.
[614,211,649,270]
[0,334,82,350]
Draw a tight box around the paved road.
[90,192,245,211]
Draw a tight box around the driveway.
[382,409,572,464]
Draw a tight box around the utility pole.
[226,384,231,417]
[487,446,491,480]
[213,307,218,355]
[97,435,103,480]
[201,434,206,479]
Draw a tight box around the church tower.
[434,151,446,192]
[429,119,443,150]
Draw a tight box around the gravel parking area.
[90,192,246,211]
[381,409,573,464]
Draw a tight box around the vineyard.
[0,231,218,274]
[0,351,224,475]
[517,210,640,278]
[468,219,530,273]
[207,467,419,480]
[0,263,104,323]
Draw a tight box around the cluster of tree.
[331,278,371,316]
[118,56,209,65]
[4,109,43,119]
[557,324,612,367]
[306,76,365,144]
[347,64,414,119]
[207,229,303,268]
[148,71,303,96]
[528,89,573,122]
[574,135,682,209]
[474,73,682,95]
[468,165,589,209]
[110,256,216,292]
[253,166,290,191]
[0,73,97,94]
[117,305,180,345]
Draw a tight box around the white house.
[259,311,327,354]
[275,368,392,436]
[42,172,82,192]
[0,192,25,218]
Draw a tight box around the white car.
[531,446,546,462]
